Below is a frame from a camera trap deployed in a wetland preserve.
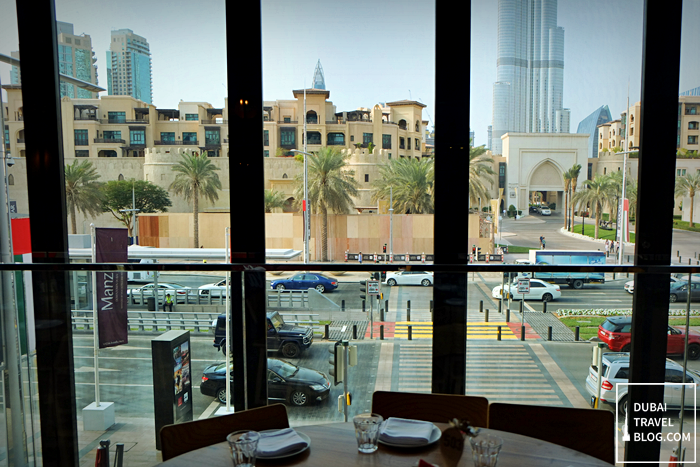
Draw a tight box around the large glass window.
[382,134,391,149]
[183,132,198,143]
[280,128,295,148]
[103,130,121,141]
[327,132,345,145]
[160,132,175,142]
[205,129,220,145]
[129,129,145,145]
[74,129,88,146]
[108,111,126,123]
[185,113,199,121]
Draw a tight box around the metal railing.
[93,138,125,144]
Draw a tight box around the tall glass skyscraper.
[491,0,568,155]
[106,29,153,104]
[576,105,612,159]
[312,60,325,90]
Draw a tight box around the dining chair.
[371,391,489,427]
[159,403,290,461]
[487,403,615,464]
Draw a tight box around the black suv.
[213,311,313,358]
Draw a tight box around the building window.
[130,129,145,145]
[103,130,121,141]
[415,138,420,150]
[205,129,220,145]
[350,135,354,142]
[108,111,126,123]
[398,119,407,130]
[75,150,89,157]
[686,106,698,115]
[306,131,322,145]
[263,130,269,146]
[74,129,88,146]
[363,133,373,145]
[306,111,317,124]
[678,169,687,176]
[280,128,295,147]
[185,113,198,121]
[283,117,291,123]
[160,132,175,142]
[264,150,269,157]
[399,137,405,149]
[407,138,411,150]
[382,134,391,149]
[207,150,219,157]
[689,136,699,145]
[118,174,124,181]
[690,121,699,130]
[604,167,607,175]
[364,174,369,182]
[388,153,391,159]
[327,133,345,146]
[183,132,197,143]
[7,174,14,185]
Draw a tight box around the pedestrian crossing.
[395,342,568,406]
[392,321,536,340]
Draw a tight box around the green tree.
[675,172,700,227]
[468,140,495,207]
[294,147,359,261]
[568,164,583,231]
[372,157,434,214]
[264,189,287,213]
[64,160,104,234]
[169,151,222,248]
[572,174,616,239]
[101,180,172,237]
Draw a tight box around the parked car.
[384,271,434,286]
[126,282,191,304]
[585,352,700,415]
[598,316,700,358]
[201,357,331,406]
[669,281,700,303]
[529,206,539,214]
[212,311,313,358]
[624,276,679,294]
[198,278,229,297]
[270,273,338,293]
[491,278,561,302]
[540,207,551,216]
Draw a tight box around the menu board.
[173,341,192,423]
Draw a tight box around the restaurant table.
[157,422,615,467]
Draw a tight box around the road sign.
[517,277,530,294]
[367,280,380,295]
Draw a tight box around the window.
[415,138,420,150]
[306,111,317,124]
[280,128,295,147]
[7,174,13,185]
[182,132,197,143]
[205,129,220,145]
[283,116,291,123]
[263,130,269,146]
[306,131,321,145]
[264,150,269,157]
[74,129,88,146]
[160,132,175,142]
[382,134,391,149]
[103,130,121,141]
[689,136,698,145]
[363,133,373,145]
[677,169,687,176]
[690,121,699,130]
[108,111,126,123]
[364,174,369,182]
[408,138,411,150]
[185,113,198,121]
[327,133,345,146]
[130,129,145,145]
[75,150,89,157]
[400,137,405,149]
[350,135,354,142]
[686,105,698,115]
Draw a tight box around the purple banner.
[96,228,129,348]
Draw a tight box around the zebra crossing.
[392,321,531,340]
[395,341,569,406]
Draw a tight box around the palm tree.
[64,160,104,234]
[169,151,222,248]
[264,189,287,213]
[294,147,359,261]
[372,158,434,214]
[675,172,700,227]
[568,164,583,231]
[468,141,495,207]
[572,174,616,239]
[563,169,573,229]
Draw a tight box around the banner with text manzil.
[95,228,128,348]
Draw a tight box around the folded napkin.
[256,428,309,457]
[378,418,435,446]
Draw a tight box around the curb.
[558,227,634,249]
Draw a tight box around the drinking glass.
[353,413,384,454]
[226,431,260,467]
[469,433,503,467]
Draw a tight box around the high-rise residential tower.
[312,60,325,90]
[106,29,153,104]
[576,105,612,159]
[491,0,568,155]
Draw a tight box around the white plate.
[256,430,310,459]
[378,424,442,448]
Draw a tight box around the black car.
[212,311,313,358]
[529,206,539,213]
[200,357,331,406]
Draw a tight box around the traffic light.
[370,272,380,281]
[359,280,367,301]
[328,341,345,385]
[383,244,387,253]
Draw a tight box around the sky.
[0,0,698,149]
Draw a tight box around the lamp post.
[389,187,394,260]
[119,180,140,245]
[291,149,312,264]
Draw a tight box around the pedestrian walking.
[164,293,173,312]
[539,236,544,250]
[605,240,610,257]
[541,236,546,250]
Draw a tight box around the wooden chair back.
[371,391,489,427]
[487,403,615,464]
[160,403,290,461]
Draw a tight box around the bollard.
[575,326,580,341]
[353,325,358,339]
[613,273,616,280]
[543,301,547,313]
[520,299,524,314]
[361,300,366,312]
[485,309,489,323]
[690,258,692,265]
[430,300,434,314]
[678,250,680,258]
[325,324,330,339]
[380,308,385,321]
[341,299,345,311]
[480,300,484,313]
[407,300,411,321]
[497,326,501,341]
[520,326,525,341]
[506,309,510,322]
[385,300,389,315]
[498,300,502,313]
[680,256,682,263]
[380,325,384,340]
[548,326,553,341]
[408,325,413,340]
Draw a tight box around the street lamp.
[290,149,312,264]
[119,180,140,245]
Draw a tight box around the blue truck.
[528,250,606,289]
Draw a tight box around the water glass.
[469,433,503,467]
[227,431,260,467]
[353,413,384,454]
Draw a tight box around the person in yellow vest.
[164,293,174,312]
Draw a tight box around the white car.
[491,278,561,302]
[385,271,434,286]
[624,276,679,294]
[127,282,192,304]
[540,207,551,216]
[198,278,229,297]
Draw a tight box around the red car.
[598,316,700,359]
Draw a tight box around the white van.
[127,258,155,282]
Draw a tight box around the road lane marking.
[200,400,221,419]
